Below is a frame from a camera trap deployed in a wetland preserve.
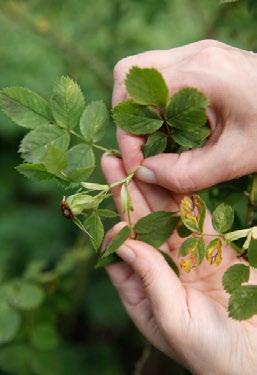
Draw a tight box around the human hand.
[101,153,257,375]
[113,39,257,193]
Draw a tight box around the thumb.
[135,141,241,193]
[116,239,188,336]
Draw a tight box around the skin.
[101,40,257,373]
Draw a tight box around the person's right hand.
[113,40,257,193]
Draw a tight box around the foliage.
[0,0,256,374]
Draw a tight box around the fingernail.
[117,245,135,264]
[135,166,156,183]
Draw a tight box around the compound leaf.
[66,143,95,183]
[42,145,67,176]
[212,203,234,233]
[222,264,250,294]
[80,100,108,142]
[180,195,206,233]
[16,163,54,181]
[102,226,130,258]
[113,100,163,135]
[143,131,167,157]
[19,125,70,163]
[228,285,257,320]
[51,76,85,130]
[125,67,168,107]
[0,87,51,129]
[135,211,179,247]
[166,88,208,130]
[248,239,257,268]
[84,211,104,251]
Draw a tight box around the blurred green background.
[0,1,256,374]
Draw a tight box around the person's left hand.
[101,153,257,375]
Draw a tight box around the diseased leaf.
[206,238,222,266]
[180,195,206,233]
[84,211,104,251]
[125,67,168,107]
[65,193,103,216]
[66,143,95,183]
[166,88,208,130]
[212,203,234,233]
[179,237,205,263]
[51,76,85,130]
[97,209,119,218]
[228,285,257,320]
[0,303,21,344]
[112,100,163,135]
[6,281,44,310]
[248,239,257,268]
[43,145,67,176]
[95,253,120,269]
[222,264,250,294]
[0,87,51,129]
[16,163,54,181]
[143,131,167,157]
[102,226,130,258]
[80,100,108,142]
[135,211,179,248]
[19,125,70,163]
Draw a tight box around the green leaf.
[19,125,70,163]
[222,264,250,294]
[248,239,257,268]
[0,87,51,129]
[80,100,109,142]
[65,193,104,216]
[30,323,59,350]
[159,250,179,276]
[166,88,208,130]
[97,209,119,218]
[66,143,95,183]
[95,253,120,269]
[6,281,44,310]
[51,76,85,130]
[16,163,54,181]
[42,145,67,176]
[180,195,206,233]
[112,100,163,135]
[143,131,167,157]
[125,67,168,107]
[177,221,192,238]
[212,203,234,233]
[228,285,257,320]
[0,303,21,344]
[102,226,130,258]
[172,126,210,148]
[250,174,257,206]
[81,182,109,191]
[179,236,205,264]
[135,211,179,248]
[84,211,104,251]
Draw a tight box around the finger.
[116,239,189,341]
[106,262,172,356]
[116,128,145,174]
[101,153,151,221]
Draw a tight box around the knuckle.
[172,156,197,193]
[196,45,228,67]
